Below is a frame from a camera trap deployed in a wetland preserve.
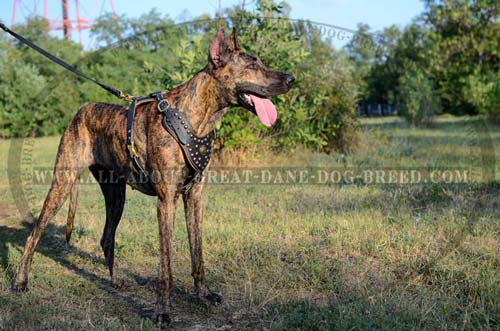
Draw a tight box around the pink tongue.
[249,95,277,127]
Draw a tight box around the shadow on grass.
[0,219,200,322]
[269,297,422,331]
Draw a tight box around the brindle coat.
[12,28,294,325]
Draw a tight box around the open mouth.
[238,93,278,127]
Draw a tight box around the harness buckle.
[157,99,169,112]
[151,91,169,112]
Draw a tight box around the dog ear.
[209,28,230,68]
[228,27,239,51]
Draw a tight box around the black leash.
[0,21,134,102]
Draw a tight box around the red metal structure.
[11,0,116,44]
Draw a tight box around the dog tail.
[66,179,80,244]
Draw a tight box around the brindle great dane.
[12,28,295,325]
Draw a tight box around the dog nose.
[286,75,295,86]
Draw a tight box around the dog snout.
[285,75,295,87]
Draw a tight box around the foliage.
[423,0,500,117]
[464,69,500,119]
[347,0,499,123]
[348,23,439,126]
[0,18,83,137]
[221,1,357,152]
[397,63,441,126]
[345,23,375,103]
[0,58,46,137]
[0,0,359,154]
[3,0,498,146]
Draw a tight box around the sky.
[0,0,425,48]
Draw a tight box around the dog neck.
[166,68,230,136]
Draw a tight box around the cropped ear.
[228,27,239,51]
[209,28,230,68]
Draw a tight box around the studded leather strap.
[162,109,214,173]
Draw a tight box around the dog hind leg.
[13,127,93,292]
[65,180,80,243]
[90,165,126,279]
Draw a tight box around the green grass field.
[1,116,499,330]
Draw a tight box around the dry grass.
[0,115,499,330]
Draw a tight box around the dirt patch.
[0,204,14,220]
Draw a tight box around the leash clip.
[127,144,137,157]
[182,172,202,193]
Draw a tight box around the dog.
[12,28,295,325]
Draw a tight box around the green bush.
[464,70,500,121]
[0,57,47,137]
[397,64,441,126]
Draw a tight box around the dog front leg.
[183,182,222,305]
[155,191,177,326]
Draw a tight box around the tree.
[398,63,441,126]
[0,58,47,137]
[423,0,500,117]
[347,21,442,126]
[345,23,376,103]
[220,0,359,152]
[364,25,402,104]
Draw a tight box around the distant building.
[357,103,397,117]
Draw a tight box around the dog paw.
[203,291,223,306]
[195,287,223,306]
[11,282,29,293]
[154,312,171,328]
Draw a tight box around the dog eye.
[246,63,258,70]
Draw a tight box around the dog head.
[207,28,295,127]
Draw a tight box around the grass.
[0,115,499,330]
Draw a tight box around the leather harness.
[126,91,214,193]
